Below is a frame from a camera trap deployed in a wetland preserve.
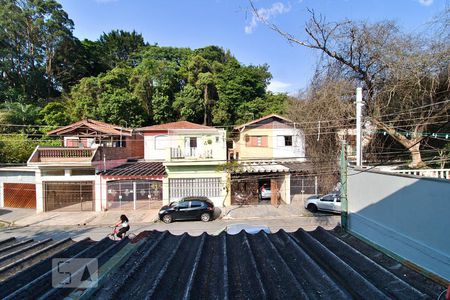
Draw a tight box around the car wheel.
[162,215,172,224]
[200,213,211,222]
[307,204,318,213]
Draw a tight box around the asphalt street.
[0,215,341,241]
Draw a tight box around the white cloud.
[267,80,292,93]
[418,0,433,6]
[245,2,291,34]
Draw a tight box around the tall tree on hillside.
[251,3,450,167]
[98,30,146,68]
[68,67,147,127]
[185,46,231,125]
[0,0,75,102]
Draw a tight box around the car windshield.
[169,202,178,207]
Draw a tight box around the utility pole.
[340,141,348,230]
[356,87,363,166]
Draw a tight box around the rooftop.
[47,119,132,136]
[234,114,294,130]
[136,120,215,131]
[2,227,445,299]
[100,161,166,178]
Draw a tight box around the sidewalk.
[222,195,330,220]
[0,208,160,227]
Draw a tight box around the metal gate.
[44,181,94,211]
[106,180,162,210]
[4,183,36,209]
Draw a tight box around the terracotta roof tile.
[47,119,132,136]
[234,114,293,130]
[136,121,214,131]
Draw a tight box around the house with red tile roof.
[0,119,144,213]
[135,120,228,207]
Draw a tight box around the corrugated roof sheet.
[233,162,290,174]
[0,228,446,299]
[91,227,445,299]
[281,161,315,173]
[137,121,214,131]
[101,161,166,177]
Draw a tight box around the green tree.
[98,30,146,68]
[0,0,75,102]
[0,133,58,164]
[173,84,203,123]
[0,102,41,128]
[39,101,73,127]
[214,62,271,125]
[68,67,147,127]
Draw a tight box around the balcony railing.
[386,168,450,180]
[170,147,213,160]
[28,146,97,163]
[39,148,94,159]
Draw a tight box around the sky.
[58,0,447,94]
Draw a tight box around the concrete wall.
[271,128,305,160]
[347,168,450,281]
[144,129,227,162]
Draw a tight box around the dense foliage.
[0,0,287,163]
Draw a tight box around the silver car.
[304,193,341,213]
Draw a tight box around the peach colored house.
[228,114,307,206]
[229,114,305,162]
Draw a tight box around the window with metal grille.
[169,178,221,198]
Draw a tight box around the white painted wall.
[347,168,450,281]
[144,129,227,162]
[271,128,305,160]
[144,135,168,160]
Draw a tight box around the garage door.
[3,183,36,209]
[44,181,93,211]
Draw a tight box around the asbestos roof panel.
[88,227,445,299]
[1,228,446,298]
[101,161,166,177]
[233,162,290,174]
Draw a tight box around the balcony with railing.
[28,146,97,164]
[169,147,214,161]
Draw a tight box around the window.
[42,169,65,176]
[155,135,169,150]
[190,201,203,208]
[178,201,190,209]
[71,169,95,176]
[284,136,293,146]
[169,178,221,198]
[189,137,197,148]
[321,195,334,202]
[246,136,267,147]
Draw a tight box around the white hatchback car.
[304,193,341,213]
